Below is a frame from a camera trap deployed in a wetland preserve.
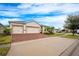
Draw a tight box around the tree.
[64,15,79,35]
[45,26,55,33]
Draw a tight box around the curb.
[59,39,79,56]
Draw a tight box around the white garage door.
[27,27,41,33]
[12,26,23,34]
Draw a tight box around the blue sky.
[0,3,79,29]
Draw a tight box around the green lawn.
[62,34,79,39]
[45,33,64,37]
[0,47,10,56]
[45,33,79,39]
[0,35,12,44]
[0,34,11,56]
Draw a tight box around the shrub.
[3,28,11,35]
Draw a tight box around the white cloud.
[18,3,79,14]
[0,11,19,17]
[0,3,79,28]
[58,4,79,14]
[0,18,22,25]
[18,4,59,14]
[35,15,66,23]
[0,3,79,17]
[34,15,67,28]
[18,3,32,9]
[27,4,57,14]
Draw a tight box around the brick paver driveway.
[12,33,48,42]
[7,37,78,56]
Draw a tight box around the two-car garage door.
[26,27,41,33]
[12,26,41,34]
[12,26,23,34]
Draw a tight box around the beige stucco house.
[9,21,46,34]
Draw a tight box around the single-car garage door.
[12,26,23,34]
[27,27,41,33]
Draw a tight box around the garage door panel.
[27,27,41,33]
[12,26,23,34]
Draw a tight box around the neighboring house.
[77,29,79,34]
[0,23,4,34]
[9,20,46,34]
[53,29,61,33]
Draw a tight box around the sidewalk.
[7,37,78,56]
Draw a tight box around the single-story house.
[9,20,46,34]
[53,29,61,33]
[0,23,4,34]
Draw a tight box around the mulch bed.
[12,33,48,42]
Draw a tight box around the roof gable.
[26,21,41,27]
[9,20,47,27]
